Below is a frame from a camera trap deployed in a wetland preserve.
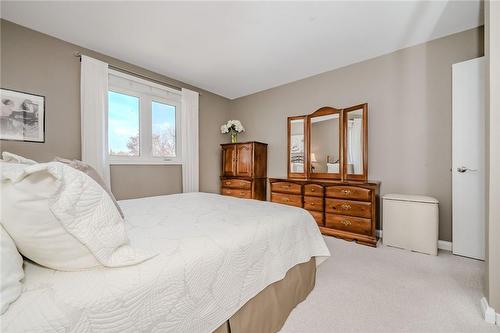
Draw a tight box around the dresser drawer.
[271,182,302,194]
[325,214,372,236]
[304,196,323,212]
[326,186,372,201]
[308,210,324,226]
[304,184,323,197]
[221,178,252,189]
[222,188,252,199]
[325,199,372,218]
[271,192,302,207]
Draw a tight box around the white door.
[452,57,485,260]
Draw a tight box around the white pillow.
[1,151,36,165]
[1,161,155,271]
[0,225,24,315]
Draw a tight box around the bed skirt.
[213,257,316,333]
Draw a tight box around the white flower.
[221,120,245,134]
[235,123,245,133]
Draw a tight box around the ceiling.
[1,1,482,99]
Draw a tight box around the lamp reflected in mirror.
[310,153,317,172]
[310,112,341,175]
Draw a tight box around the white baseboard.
[481,297,498,325]
[437,240,452,251]
[376,230,452,252]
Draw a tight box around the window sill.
[109,159,182,166]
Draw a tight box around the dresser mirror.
[308,107,342,179]
[287,116,307,178]
[343,104,368,180]
[286,103,368,181]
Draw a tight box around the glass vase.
[231,132,238,143]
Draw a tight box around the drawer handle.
[311,188,315,192]
[340,204,352,210]
[285,198,290,202]
[340,220,352,226]
[310,202,315,206]
[341,189,351,195]
[225,181,231,185]
[227,190,231,194]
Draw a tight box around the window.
[108,91,140,156]
[152,101,176,157]
[107,70,181,164]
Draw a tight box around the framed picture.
[0,88,45,142]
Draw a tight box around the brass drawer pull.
[340,220,352,226]
[311,188,315,192]
[225,181,232,185]
[340,204,352,210]
[285,197,290,202]
[310,202,315,206]
[341,189,351,195]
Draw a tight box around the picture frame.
[0,88,45,143]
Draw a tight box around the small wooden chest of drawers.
[269,178,380,247]
[220,142,267,201]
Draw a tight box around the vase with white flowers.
[220,120,245,143]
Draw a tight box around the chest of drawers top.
[269,178,380,195]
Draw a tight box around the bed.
[1,192,330,333]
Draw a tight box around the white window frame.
[107,69,182,165]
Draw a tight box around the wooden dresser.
[270,178,380,247]
[220,141,267,200]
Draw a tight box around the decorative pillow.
[1,151,36,165]
[54,157,124,218]
[1,161,155,271]
[0,225,24,315]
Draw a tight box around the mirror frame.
[287,115,307,179]
[343,104,368,181]
[307,107,343,180]
[286,103,369,182]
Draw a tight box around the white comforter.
[1,193,330,333]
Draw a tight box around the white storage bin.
[383,194,439,255]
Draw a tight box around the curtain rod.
[74,52,190,93]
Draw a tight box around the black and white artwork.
[0,89,45,142]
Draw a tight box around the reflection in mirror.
[310,113,340,174]
[290,119,305,173]
[346,109,364,175]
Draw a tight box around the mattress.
[1,192,330,333]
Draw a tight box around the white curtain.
[181,88,199,192]
[348,118,363,174]
[80,56,110,186]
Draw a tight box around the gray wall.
[110,165,182,200]
[0,19,230,198]
[230,27,484,242]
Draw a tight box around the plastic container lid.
[382,193,439,204]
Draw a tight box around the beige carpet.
[280,236,499,333]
